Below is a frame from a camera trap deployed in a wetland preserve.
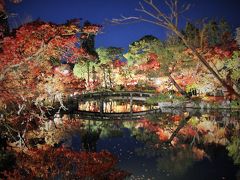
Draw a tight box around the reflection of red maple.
[171,115,182,122]
[137,119,170,141]
[179,126,197,137]
[137,117,198,143]
[3,146,130,179]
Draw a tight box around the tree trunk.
[168,74,190,98]
[92,65,96,83]
[103,68,107,89]
[87,62,90,89]
[108,69,112,88]
[87,62,90,86]
[173,28,240,99]
[167,116,191,144]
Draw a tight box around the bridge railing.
[65,91,157,114]
[76,91,154,99]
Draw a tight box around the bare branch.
[17,104,26,115]
[112,15,169,29]
[165,0,174,14]
[111,16,141,24]
[143,0,172,25]
[139,17,170,29]
[138,1,145,11]
[111,0,176,30]
[136,2,167,25]
[179,3,191,14]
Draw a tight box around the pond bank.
[158,101,240,110]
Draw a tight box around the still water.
[60,108,240,180]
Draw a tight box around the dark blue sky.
[6,0,240,50]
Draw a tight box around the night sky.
[6,0,240,50]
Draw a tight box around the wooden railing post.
[100,92,104,115]
[130,93,133,114]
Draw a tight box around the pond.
[1,98,240,179]
[58,108,240,179]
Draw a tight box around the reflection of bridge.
[64,91,161,120]
[74,109,162,120]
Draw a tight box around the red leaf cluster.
[139,53,160,71]
[0,20,101,105]
[3,146,129,179]
[82,24,102,34]
[137,119,170,141]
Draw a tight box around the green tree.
[227,136,240,165]
[202,19,232,48]
[125,35,160,65]
[96,47,124,88]
[72,21,100,88]
[224,51,240,90]
[124,35,191,97]
[204,20,220,47]
[124,35,162,89]
[218,19,232,46]
[73,58,96,87]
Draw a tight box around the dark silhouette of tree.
[82,21,99,58]
[236,27,240,47]
[0,0,9,49]
[183,22,199,47]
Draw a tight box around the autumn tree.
[123,35,160,84]
[0,19,101,146]
[1,145,130,179]
[222,51,240,90]
[124,35,191,97]
[111,0,240,98]
[73,59,97,90]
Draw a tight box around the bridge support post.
[100,98,104,115]
[130,93,133,114]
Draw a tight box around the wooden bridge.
[64,91,161,120]
[76,91,155,101]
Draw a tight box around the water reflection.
[79,100,156,113]
[1,108,240,179]
[66,109,240,179]
[81,128,101,152]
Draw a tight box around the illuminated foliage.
[227,136,240,165]
[224,51,240,82]
[2,146,130,179]
[0,19,100,101]
[0,19,101,150]
[96,47,124,88]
